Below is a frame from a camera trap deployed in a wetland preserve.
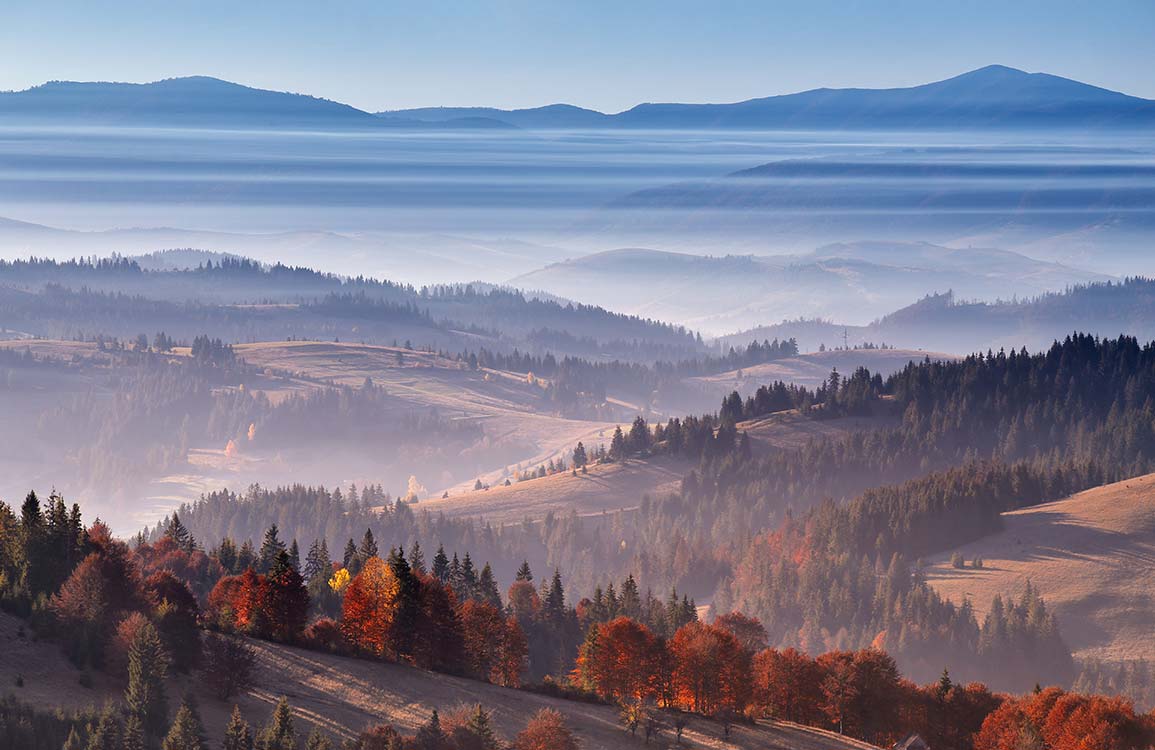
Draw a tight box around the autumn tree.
[573,617,661,703]
[341,556,398,657]
[513,709,579,750]
[668,622,751,716]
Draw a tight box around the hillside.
[688,348,957,394]
[385,65,1155,130]
[0,611,877,750]
[509,244,1106,332]
[925,473,1155,662]
[720,280,1155,355]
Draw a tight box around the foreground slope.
[926,473,1155,662]
[0,611,876,749]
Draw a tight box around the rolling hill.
[510,244,1104,332]
[925,472,1155,663]
[720,279,1155,356]
[384,65,1155,130]
[0,611,877,749]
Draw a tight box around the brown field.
[925,473,1155,662]
[738,410,896,454]
[690,348,956,397]
[0,611,876,750]
[417,455,692,523]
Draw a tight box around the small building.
[893,735,929,750]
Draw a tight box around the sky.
[2,0,1153,112]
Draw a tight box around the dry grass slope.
[926,472,1155,662]
[0,611,876,750]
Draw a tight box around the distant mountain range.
[2,66,1152,131]
[384,66,1155,129]
[509,242,1110,334]
[719,279,1155,355]
[0,76,513,129]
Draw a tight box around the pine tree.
[122,714,146,750]
[545,570,566,622]
[85,707,121,750]
[408,541,427,576]
[478,563,502,609]
[165,513,194,552]
[304,728,331,750]
[223,705,255,750]
[287,540,301,573]
[432,546,449,582]
[257,697,297,750]
[258,525,286,573]
[412,710,447,750]
[218,537,239,573]
[125,621,169,738]
[464,705,501,750]
[358,529,378,566]
[162,697,207,750]
[515,560,533,582]
[342,538,358,570]
[262,549,310,642]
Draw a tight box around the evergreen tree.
[515,560,533,582]
[287,540,301,573]
[122,714,146,750]
[408,541,427,576]
[342,538,358,571]
[412,710,448,750]
[165,513,195,553]
[257,697,297,750]
[258,525,286,573]
[262,550,310,642]
[85,707,121,750]
[478,563,502,609]
[162,697,207,750]
[217,537,239,573]
[304,729,331,750]
[237,540,257,571]
[357,529,378,567]
[63,728,84,750]
[125,621,169,738]
[223,705,255,750]
[432,546,449,583]
[463,705,501,750]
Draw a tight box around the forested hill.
[0,255,704,361]
[720,278,1155,354]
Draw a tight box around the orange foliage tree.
[975,688,1155,750]
[573,616,662,703]
[341,556,399,657]
[668,621,751,716]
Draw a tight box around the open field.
[0,611,877,750]
[738,409,897,454]
[418,455,692,523]
[925,472,1155,662]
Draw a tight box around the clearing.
[925,472,1155,662]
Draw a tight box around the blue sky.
[2,0,1153,112]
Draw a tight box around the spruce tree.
[122,714,146,750]
[464,705,500,750]
[223,705,255,750]
[258,525,286,573]
[162,697,208,750]
[257,697,297,750]
[85,707,121,750]
[342,538,358,571]
[357,529,378,565]
[304,728,332,750]
[412,710,447,750]
[125,621,169,739]
[478,563,502,609]
[408,541,426,576]
[515,560,533,582]
[432,546,449,582]
[288,540,301,572]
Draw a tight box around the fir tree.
[125,621,169,738]
[258,525,286,573]
[304,728,331,750]
[408,541,426,576]
[412,710,447,750]
[515,560,533,582]
[122,714,146,750]
[162,697,207,750]
[432,546,449,583]
[287,540,301,573]
[478,563,502,609]
[357,529,378,566]
[85,707,121,750]
[257,697,297,750]
[223,705,255,750]
[165,513,195,553]
[342,538,358,571]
